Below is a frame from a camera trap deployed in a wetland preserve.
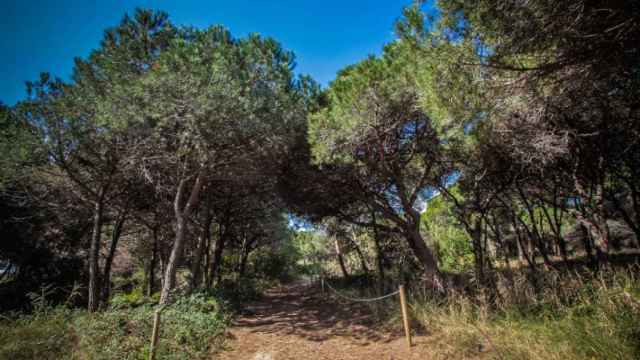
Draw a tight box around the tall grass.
[325,267,640,359]
[410,268,640,360]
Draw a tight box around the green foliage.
[252,248,297,283]
[108,25,305,171]
[421,192,474,273]
[292,230,330,276]
[0,293,229,360]
[212,278,269,310]
[0,104,41,187]
[308,48,416,164]
[0,308,73,360]
[109,287,158,309]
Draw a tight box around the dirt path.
[217,283,433,360]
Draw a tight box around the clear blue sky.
[0,0,434,105]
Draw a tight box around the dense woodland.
[1,1,640,359]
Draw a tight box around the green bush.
[0,293,230,360]
[109,286,147,308]
[212,277,273,311]
[252,248,297,282]
[75,293,229,360]
[0,308,73,360]
[420,191,474,273]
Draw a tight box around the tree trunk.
[470,218,485,285]
[101,212,127,306]
[334,238,350,279]
[88,188,106,312]
[512,216,537,271]
[395,178,443,291]
[206,227,226,289]
[372,217,386,295]
[202,232,211,288]
[594,182,611,254]
[405,227,443,291]
[147,229,158,297]
[189,212,212,292]
[239,246,250,278]
[580,223,599,270]
[574,175,609,258]
[160,215,186,304]
[349,233,370,274]
[160,172,206,305]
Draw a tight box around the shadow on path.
[218,282,433,360]
[234,282,401,345]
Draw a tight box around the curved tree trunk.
[405,227,443,291]
[160,215,187,304]
[160,172,206,305]
[395,179,443,291]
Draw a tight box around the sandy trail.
[217,283,432,360]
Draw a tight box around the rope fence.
[320,277,413,349]
[321,278,400,302]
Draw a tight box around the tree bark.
[405,226,443,291]
[470,218,485,286]
[371,214,386,295]
[88,187,106,312]
[238,245,250,278]
[206,225,226,289]
[202,231,211,288]
[101,211,127,306]
[160,172,206,305]
[395,177,443,291]
[334,238,350,279]
[189,212,212,292]
[350,236,369,274]
[147,229,158,297]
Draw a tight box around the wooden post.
[149,309,162,360]
[399,285,412,349]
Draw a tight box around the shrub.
[0,308,73,360]
[74,293,229,360]
[0,293,230,360]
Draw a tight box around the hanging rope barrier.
[321,278,400,302]
[319,278,413,349]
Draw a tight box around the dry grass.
[326,266,640,359]
[408,267,640,360]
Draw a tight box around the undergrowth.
[327,268,640,359]
[0,292,230,360]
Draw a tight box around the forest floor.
[217,282,433,360]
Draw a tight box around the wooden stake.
[149,309,162,360]
[399,285,412,349]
